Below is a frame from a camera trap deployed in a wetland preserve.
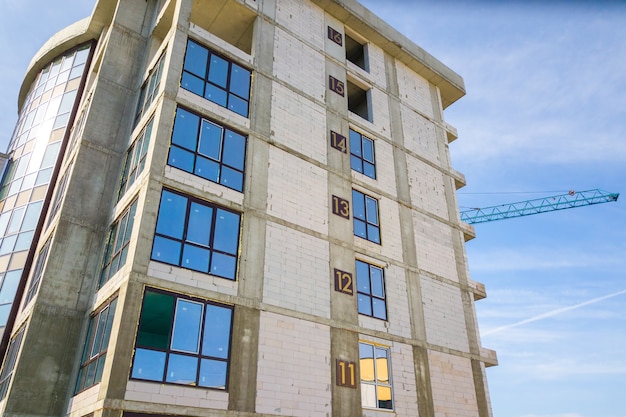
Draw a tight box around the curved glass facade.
[0,44,90,325]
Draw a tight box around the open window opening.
[345,34,368,72]
[347,81,372,122]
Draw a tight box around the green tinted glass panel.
[137,291,174,349]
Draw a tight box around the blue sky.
[358,1,626,416]
[1,1,625,417]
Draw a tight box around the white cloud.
[482,289,626,336]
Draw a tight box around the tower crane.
[460,189,620,225]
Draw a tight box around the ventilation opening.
[348,81,371,122]
[346,34,367,72]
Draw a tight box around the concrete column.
[385,52,436,416]
[227,1,276,411]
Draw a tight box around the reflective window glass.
[208,55,228,87]
[24,239,51,306]
[171,300,203,353]
[168,106,247,192]
[155,191,187,239]
[118,118,153,200]
[181,39,251,117]
[99,199,138,287]
[199,359,227,388]
[350,129,376,179]
[352,190,381,244]
[131,289,233,390]
[359,342,393,410]
[151,189,241,280]
[183,40,208,78]
[75,298,118,393]
[356,260,387,320]
[171,108,199,151]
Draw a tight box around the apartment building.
[0,0,496,416]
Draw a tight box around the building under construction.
[0,0,496,416]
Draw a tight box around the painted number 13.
[332,195,350,219]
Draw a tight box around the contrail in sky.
[482,289,626,336]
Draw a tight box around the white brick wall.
[256,312,332,417]
[420,276,469,352]
[263,222,330,318]
[390,342,418,417]
[273,27,326,101]
[275,0,325,50]
[163,166,245,207]
[125,380,229,409]
[367,42,388,90]
[413,212,459,282]
[401,103,439,164]
[267,146,328,235]
[396,61,434,119]
[370,87,391,136]
[147,260,239,297]
[66,384,100,416]
[406,155,448,218]
[429,351,479,417]
[270,82,327,165]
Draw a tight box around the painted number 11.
[336,359,357,388]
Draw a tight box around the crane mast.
[460,189,620,225]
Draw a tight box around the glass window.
[356,260,387,320]
[359,342,393,410]
[100,199,139,287]
[181,40,251,118]
[131,288,233,389]
[118,118,154,200]
[0,270,22,326]
[352,190,381,244]
[350,129,376,179]
[23,239,52,307]
[151,189,241,280]
[47,161,73,227]
[74,298,118,393]
[0,327,25,400]
[168,107,247,192]
[134,53,165,126]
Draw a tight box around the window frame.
[167,106,247,192]
[99,199,139,287]
[349,129,376,179]
[359,341,393,410]
[180,39,252,118]
[352,189,381,244]
[355,259,387,320]
[0,327,25,400]
[151,188,242,280]
[118,117,154,200]
[130,288,234,390]
[23,238,52,307]
[134,52,165,127]
[74,297,118,394]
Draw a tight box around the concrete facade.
[0,0,496,416]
